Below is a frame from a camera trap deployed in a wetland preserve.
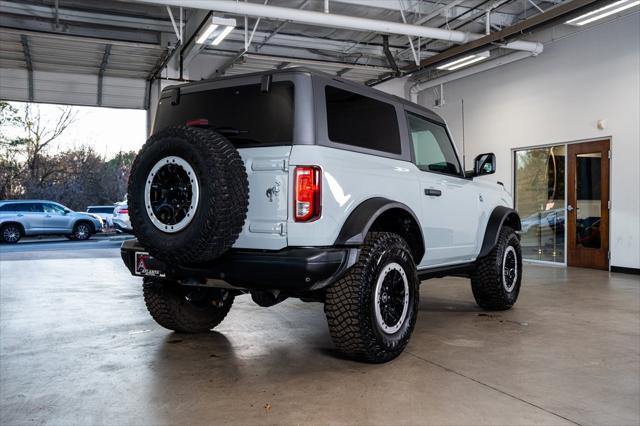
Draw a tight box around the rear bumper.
[121,239,358,292]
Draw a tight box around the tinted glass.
[325,86,401,154]
[88,207,113,214]
[16,203,43,212]
[407,113,461,175]
[576,153,602,249]
[0,203,19,212]
[154,82,294,146]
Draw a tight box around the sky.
[7,101,147,159]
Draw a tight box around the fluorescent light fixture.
[566,0,639,26]
[437,51,490,71]
[196,24,218,44]
[195,16,236,44]
[212,25,235,45]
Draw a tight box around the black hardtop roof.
[162,67,445,124]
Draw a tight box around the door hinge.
[608,200,611,209]
[608,250,611,260]
[608,150,611,159]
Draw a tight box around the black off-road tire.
[324,232,419,363]
[471,226,522,310]
[143,279,234,333]
[1,223,22,243]
[128,126,249,264]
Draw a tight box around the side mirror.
[472,153,496,177]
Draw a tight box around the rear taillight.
[294,166,321,222]
[117,208,128,215]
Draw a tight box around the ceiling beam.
[0,14,161,45]
[405,0,609,73]
[0,0,176,33]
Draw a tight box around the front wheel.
[1,224,22,243]
[324,232,419,363]
[72,222,92,241]
[471,226,522,310]
[143,279,234,333]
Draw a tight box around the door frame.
[511,137,612,269]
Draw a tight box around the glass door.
[567,140,610,270]
[514,146,566,263]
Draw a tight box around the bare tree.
[22,104,77,179]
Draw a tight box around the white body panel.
[233,144,512,269]
[234,146,291,250]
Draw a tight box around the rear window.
[154,81,294,147]
[0,203,42,212]
[325,86,401,155]
[88,207,114,214]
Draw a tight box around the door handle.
[45,214,52,218]
[16,213,23,217]
[424,188,442,197]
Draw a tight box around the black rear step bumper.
[121,239,359,291]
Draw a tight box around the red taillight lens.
[294,166,321,222]
[117,208,128,215]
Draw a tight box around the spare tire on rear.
[128,125,249,264]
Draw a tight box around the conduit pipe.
[133,0,543,54]
[408,50,535,102]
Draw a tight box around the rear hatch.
[153,78,294,250]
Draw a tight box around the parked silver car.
[0,200,103,243]
[112,203,132,234]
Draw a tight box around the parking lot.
[1,240,638,425]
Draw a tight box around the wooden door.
[567,140,610,270]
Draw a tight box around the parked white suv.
[121,68,522,363]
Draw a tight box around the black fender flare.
[478,206,522,258]
[334,198,424,262]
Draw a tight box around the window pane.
[576,153,602,249]
[407,113,461,175]
[515,146,565,263]
[155,82,294,147]
[325,86,401,154]
[43,203,64,214]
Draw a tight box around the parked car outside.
[86,205,116,227]
[112,203,132,233]
[0,200,103,243]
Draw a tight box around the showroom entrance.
[515,139,611,270]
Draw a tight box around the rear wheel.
[143,279,234,333]
[471,226,522,310]
[1,224,22,243]
[324,232,419,363]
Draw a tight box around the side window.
[0,203,18,212]
[407,112,461,176]
[325,85,401,154]
[43,203,65,214]
[19,203,44,213]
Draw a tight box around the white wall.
[378,13,640,269]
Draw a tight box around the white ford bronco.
[121,68,522,363]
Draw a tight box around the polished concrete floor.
[1,242,639,425]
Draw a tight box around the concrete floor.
[1,243,639,425]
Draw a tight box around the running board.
[417,262,476,281]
